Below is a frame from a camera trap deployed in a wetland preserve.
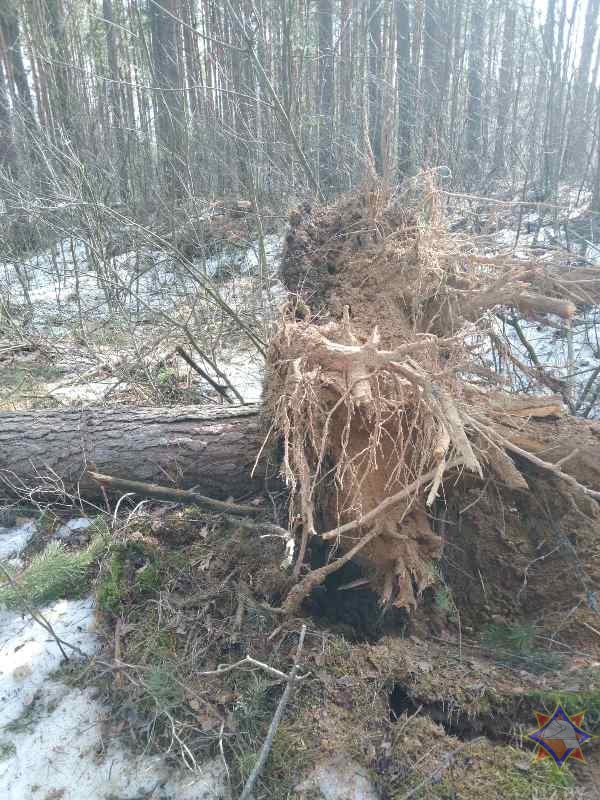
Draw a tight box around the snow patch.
[0,521,229,799]
[0,597,98,729]
[0,683,228,800]
[55,518,93,540]
[0,521,37,561]
[295,757,380,800]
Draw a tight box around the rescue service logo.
[527,702,596,769]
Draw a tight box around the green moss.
[96,549,126,615]
[96,538,164,617]
[525,688,600,729]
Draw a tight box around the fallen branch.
[86,471,262,516]
[175,346,234,404]
[239,624,307,800]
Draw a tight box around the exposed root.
[267,174,600,613]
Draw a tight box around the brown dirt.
[282,189,427,343]
[444,469,600,643]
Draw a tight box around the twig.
[239,624,307,800]
[114,617,124,689]
[581,620,600,640]
[86,471,262,515]
[194,654,297,682]
[175,345,233,404]
[219,721,231,794]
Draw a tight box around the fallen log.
[0,404,264,501]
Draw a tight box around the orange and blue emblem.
[527,702,596,769]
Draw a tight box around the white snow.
[0,520,229,800]
[0,521,37,561]
[0,597,99,729]
[55,517,93,540]
[295,757,379,799]
[45,378,123,405]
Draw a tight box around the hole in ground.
[389,683,419,721]
[303,540,408,643]
[388,682,512,742]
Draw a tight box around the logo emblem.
[527,702,596,769]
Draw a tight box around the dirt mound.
[282,190,419,342]
[446,469,600,639]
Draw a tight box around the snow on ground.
[0,521,228,800]
[0,520,36,562]
[0,231,282,408]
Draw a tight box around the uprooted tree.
[3,179,600,633]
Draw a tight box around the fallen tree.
[2,177,600,635]
[0,404,264,501]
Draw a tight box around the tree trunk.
[103,0,129,202]
[0,404,264,501]
[493,3,515,173]
[317,0,334,193]
[150,0,184,199]
[367,0,383,173]
[567,0,600,176]
[395,0,412,177]
[465,0,485,179]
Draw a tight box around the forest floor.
[1,507,599,799]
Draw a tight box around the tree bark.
[2,398,600,506]
[0,404,264,501]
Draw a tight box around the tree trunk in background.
[0,405,265,501]
[45,0,74,143]
[0,6,34,120]
[0,56,14,179]
[317,0,334,193]
[493,3,515,174]
[592,88,600,215]
[422,0,442,165]
[150,0,184,199]
[368,0,383,173]
[395,0,412,176]
[567,0,600,176]
[465,0,484,180]
[541,0,557,198]
[103,0,129,202]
